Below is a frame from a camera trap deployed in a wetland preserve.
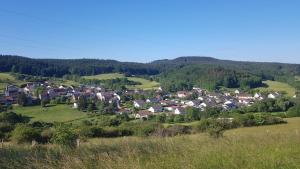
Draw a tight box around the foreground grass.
[83,73,160,90]
[13,105,88,123]
[259,80,296,97]
[1,118,299,169]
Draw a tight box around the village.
[0,80,288,120]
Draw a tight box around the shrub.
[109,118,121,126]
[0,131,4,139]
[262,115,286,125]
[194,118,236,138]
[195,119,212,132]
[77,126,104,138]
[287,105,300,117]
[51,125,78,147]
[208,126,225,138]
[151,125,192,137]
[0,112,29,124]
[11,124,40,144]
[120,122,161,136]
[156,114,166,123]
[0,122,14,133]
[239,114,257,127]
[237,113,286,127]
[31,121,53,128]
[40,128,54,143]
[166,115,175,123]
[174,115,185,123]
[102,127,122,137]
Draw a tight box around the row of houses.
[1,82,292,120]
[132,89,286,119]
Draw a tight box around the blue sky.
[0,0,300,63]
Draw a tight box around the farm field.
[13,104,88,123]
[1,118,299,169]
[258,80,296,97]
[83,73,160,90]
[83,73,125,80]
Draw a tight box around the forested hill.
[0,55,159,76]
[150,56,300,91]
[1,55,300,91]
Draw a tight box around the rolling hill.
[1,55,300,92]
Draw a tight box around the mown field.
[1,118,299,169]
[258,80,296,97]
[83,73,125,80]
[83,73,160,90]
[13,105,88,123]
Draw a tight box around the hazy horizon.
[1,0,300,63]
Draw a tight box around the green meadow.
[13,104,88,123]
[258,80,296,97]
[83,73,160,90]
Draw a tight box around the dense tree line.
[0,55,159,77]
[1,55,300,91]
[157,65,263,91]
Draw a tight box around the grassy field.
[13,104,88,123]
[50,78,80,87]
[83,73,125,80]
[258,80,296,97]
[0,73,23,92]
[1,118,299,169]
[126,77,160,90]
[83,73,160,90]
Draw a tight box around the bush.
[262,115,286,125]
[0,122,14,133]
[11,124,40,144]
[101,127,129,138]
[166,115,175,123]
[0,131,4,139]
[120,122,161,136]
[174,115,185,123]
[287,105,300,117]
[156,114,166,123]
[195,119,212,132]
[51,125,78,147]
[30,121,53,128]
[239,114,257,127]
[40,128,54,143]
[0,112,29,124]
[195,118,239,138]
[208,126,225,138]
[151,125,192,137]
[77,126,104,138]
[237,113,286,127]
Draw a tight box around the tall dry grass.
[1,118,300,169]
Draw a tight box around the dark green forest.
[1,55,300,91]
